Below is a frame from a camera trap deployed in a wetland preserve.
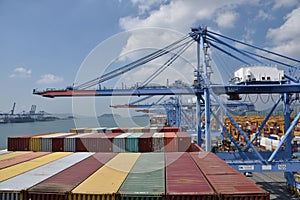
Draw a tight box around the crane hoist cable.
[207,30,300,64]
[75,34,193,90]
[140,38,195,88]
[206,35,265,65]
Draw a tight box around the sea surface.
[0,116,150,150]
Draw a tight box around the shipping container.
[125,133,143,152]
[176,132,191,152]
[205,173,270,200]
[113,133,132,152]
[0,152,50,170]
[161,127,180,133]
[30,133,60,152]
[71,153,140,200]
[164,132,178,152]
[138,133,153,152]
[118,152,165,199]
[165,152,217,200]
[189,152,269,199]
[0,152,72,182]
[190,152,239,175]
[0,152,93,193]
[152,133,164,152]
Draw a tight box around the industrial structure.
[34,26,300,192]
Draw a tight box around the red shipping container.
[176,132,191,152]
[162,126,180,133]
[164,132,178,152]
[138,133,153,152]
[206,173,269,200]
[28,153,116,199]
[165,152,217,199]
[190,152,239,175]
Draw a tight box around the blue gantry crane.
[34,26,300,190]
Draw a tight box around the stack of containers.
[27,153,116,200]
[0,152,92,200]
[8,132,51,151]
[126,133,144,152]
[70,153,140,199]
[165,152,217,200]
[152,133,165,152]
[190,152,269,199]
[113,133,132,152]
[138,132,154,152]
[41,133,74,152]
[118,152,165,200]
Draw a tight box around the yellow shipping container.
[0,151,31,161]
[29,133,71,151]
[71,153,140,200]
[0,152,72,182]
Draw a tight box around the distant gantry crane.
[34,26,300,190]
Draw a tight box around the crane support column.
[284,93,292,160]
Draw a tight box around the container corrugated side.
[118,152,165,199]
[0,152,50,170]
[190,152,239,175]
[76,133,117,152]
[64,133,94,152]
[29,133,57,152]
[165,152,217,200]
[138,133,153,152]
[28,153,116,197]
[113,133,132,152]
[41,133,72,152]
[8,132,51,151]
[152,133,164,152]
[0,152,72,182]
[0,151,30,161]
[176,132,191,152]
[52,133,77,152]
[71,153,140,200]
[125,133,143,152]
[164,132,178,152]
[0,152,93,192]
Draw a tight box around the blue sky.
[0,0,300,116]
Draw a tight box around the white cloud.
[266,6,300,58]
[37,74,64,84]
[256,10,274,21]
[215,11,238,29]
[272,0,299,10]
[131,0,167,14]
[9,67,32,78]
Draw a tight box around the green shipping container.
[118,152,165,199]
[126,133,143,152]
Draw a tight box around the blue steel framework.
[34,26,300,187]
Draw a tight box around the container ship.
[1,126,270,200]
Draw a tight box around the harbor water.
[0,116,150,150]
